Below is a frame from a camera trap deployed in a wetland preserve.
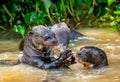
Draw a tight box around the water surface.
[0,28,120,82]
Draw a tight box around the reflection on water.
[0,64,47,82]
[0,28,120,82]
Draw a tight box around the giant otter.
[0,26,75,69]
[19,22,84,50]
[77,46,108,68]
[49,22,70,48]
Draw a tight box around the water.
[0,28,120,82]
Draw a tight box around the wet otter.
[69,29,84,41]
[77,46,108,68]
[0,26,75,69]
[19,22,84,50]
[49,22,70,48]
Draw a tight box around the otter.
[19,22,84,50]
[77,46,108,68]
[49,22,70,48]
[0,26,75,69]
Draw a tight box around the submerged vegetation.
[0,0,120,37]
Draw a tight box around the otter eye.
[100,53,103,57]
[44,36,51,41]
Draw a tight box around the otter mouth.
[77,58,93,68]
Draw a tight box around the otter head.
[28,25,58,51]
[77,46,108,68]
